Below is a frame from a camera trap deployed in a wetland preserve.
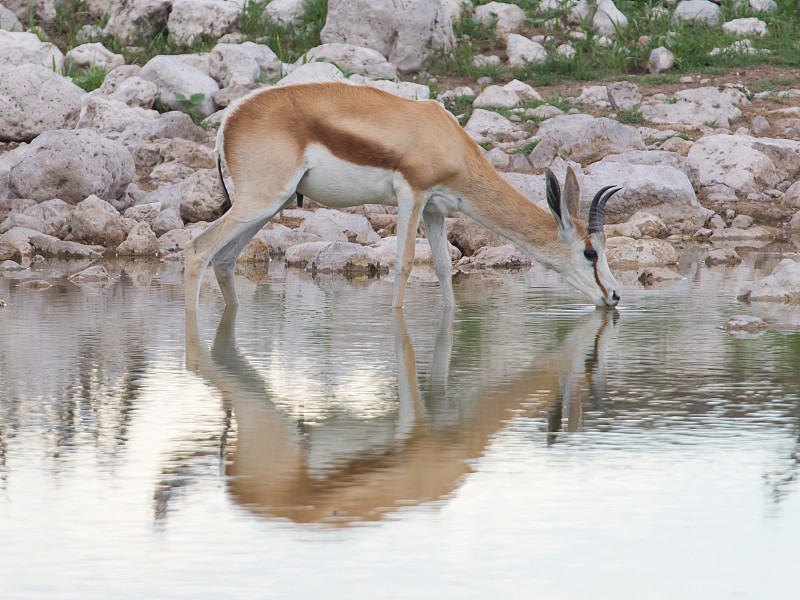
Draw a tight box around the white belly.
[296,144,397,208]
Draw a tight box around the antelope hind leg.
[422,209,455,307]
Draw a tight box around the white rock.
[473,54,501,68]
[9,129,135,203]
[117,221,159,255]
[529,115,645,167]
[641,86,748,129]
[672,0,722,26]
[140,55,219,118]
[0,5,23,31]
[366,80,430,100]
[265,0,304,25]
[738,259,800,303]
[732,0,776,12]
[593,0,628,37]
[299,209,381,246]
[22,199,73,236]
[76,96,159,134]
[275,61,348,86]
[575,85,609,105]
[556,43,576,59]
[606,238,679,269]
[473,85,520,109]
[725,315,768,334]
[284,241,331,266]
[104,0,172,42]
[208,42,281,86]
[152,208,184,237]
[69,195,123,246]
[298,43,397,79]
[372,236,460,267]
[69,265,111,283]
[0,30,63,71]
[503,79,542,102]
[475,2,526,34]
[167,0,241,45]
[607,81,641,110]
[456,244,530,270]
[648,46,674,73]
[464,109,519,142]
[305,241,386,274]
[688,135,787,195]
[320,0,455,73]
[0,65,84,142]
[506,34,547,67]
[65,42,124,70]
[723,17,768,37]
[179,169,226,223]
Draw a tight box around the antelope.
[184,82,622,311]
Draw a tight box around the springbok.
[184,82,622,311]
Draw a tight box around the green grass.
[615,107,645,124]
[509,140,539,154]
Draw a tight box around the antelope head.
[545,166,621,308]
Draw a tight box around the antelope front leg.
[392,179,424,308]
[422,209,455,307]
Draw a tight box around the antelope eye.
[583,248,598,262]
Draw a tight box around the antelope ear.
[563,166,580,220]
[545,168,574,236]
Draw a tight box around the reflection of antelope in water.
[185,307,619,525]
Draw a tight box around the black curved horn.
[587,186,622,234]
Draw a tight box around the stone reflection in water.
[185,304,620,525]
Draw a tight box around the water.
[1,248,799,600]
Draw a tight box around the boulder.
[104,0,173,41]
[637,267,683,286]
[733,0,776,11]
[627,211,668,238]
[69,265,111,283]
[506,34,547,67]
[0,239,21,261]
[259,224,324,254]
[117,222,159,255]
[705,247,742,266]
[723,17,768,37]
[114,111,210,148]
[298,209,381,245]
[152,208,184,236]
[65,42,124,69]
[599,150,698,186]
[648,46,674,74]
[688,135,787,196]
[447,216,504,256]
[179,169,226,223]
[474,2,526,35]
[9,130,134,204]
[672,0,722,26]
[167,0,241,44]
[320,0,455,73]
[123,202,163,225]
[738,259,800,303]
[298,44,397,79]
[529,115,645,167]
[605,238,679,269]
[23,199,73,236]
[456,243,530,270]
[364,80,430,100]
[0,226,42,256]
[607,81,641,111]
[371,236,460,267]
[140,55,219,118]
[29,233,102,258]
[503,80,543,102]
[305,241,386,274]
[19,279,52,290]
[464,109,519,142]
[266,0,304,25]
[68,195,125,246]
[275,62,348,86]
[208,42,282,86]
[76,97,159,134]
[285,241,332,267]
[725,315,768,334]
[593,0,627,37]
[0,30,63,71]
[131,138,214,170]
[0,65,84,142]
[473,85,520,109]
[641,86,747,129]
[0,5,22,31]
[0,213,50,235]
